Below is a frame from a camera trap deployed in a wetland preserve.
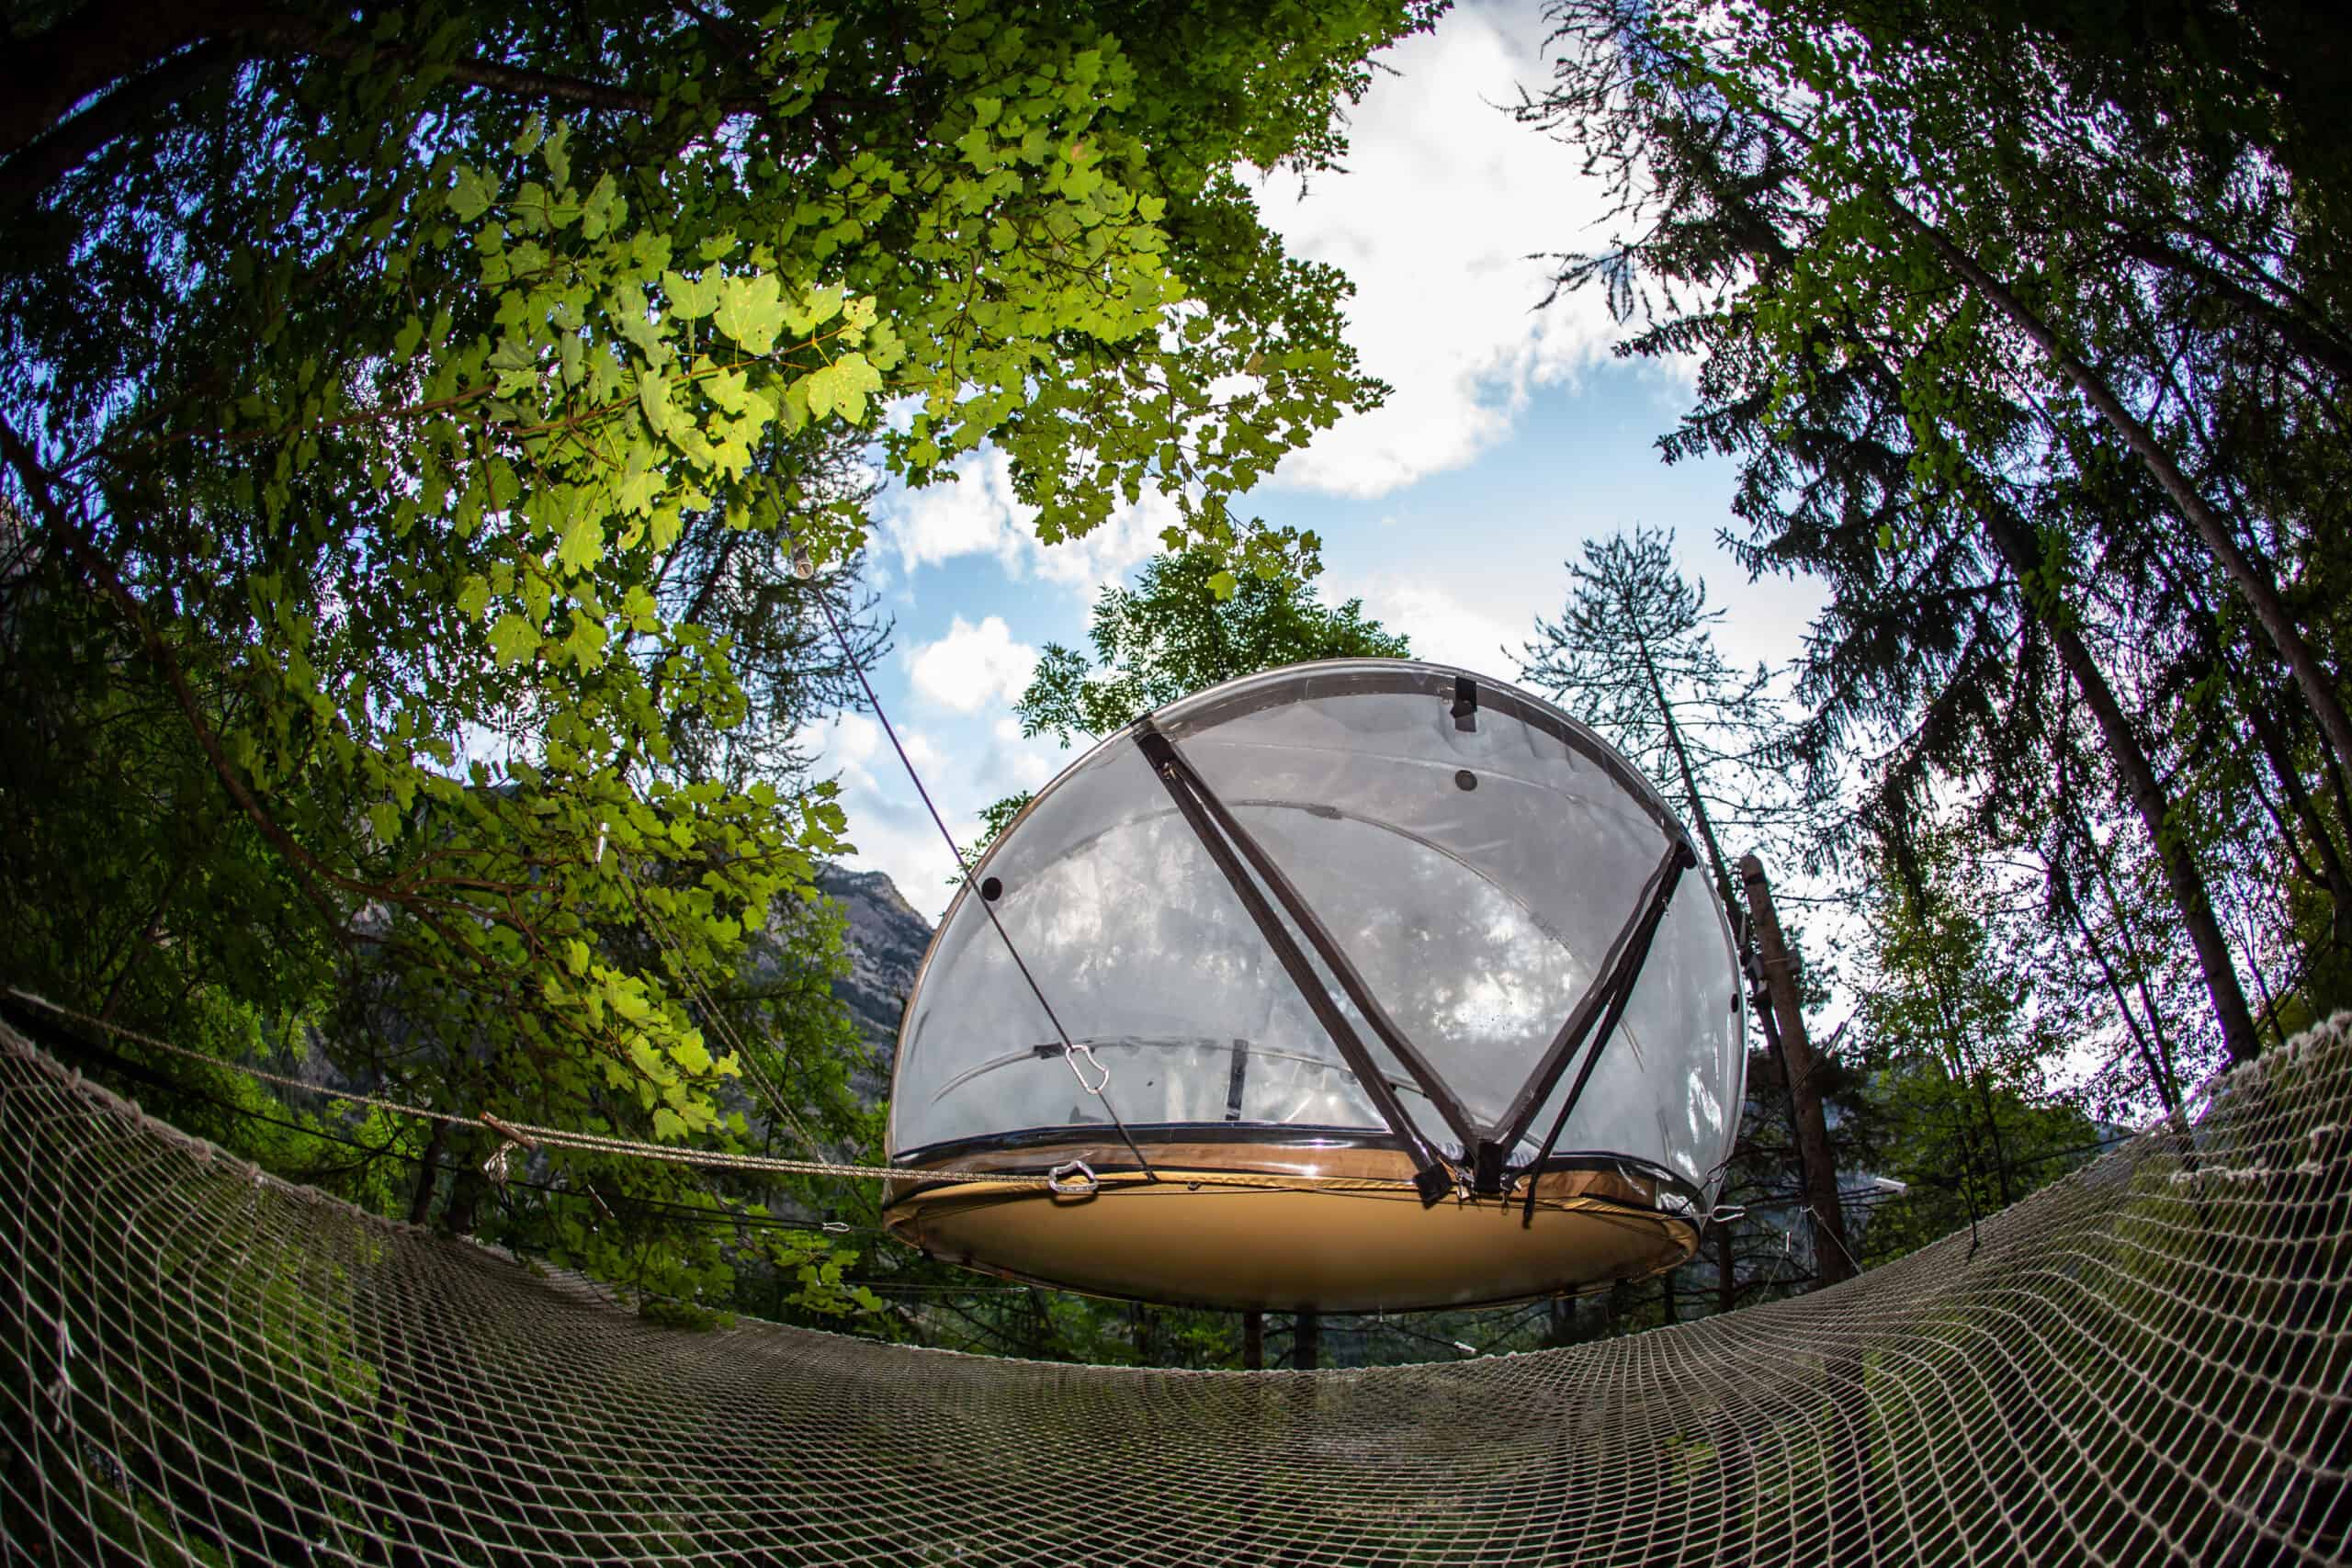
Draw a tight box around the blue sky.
[805,0,1825,919]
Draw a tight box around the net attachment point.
[1047,1159,1101,1198]
[1413,1163,1453,1208]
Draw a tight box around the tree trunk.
[1713,86,2352,776]
[1738,854,1853,1287]
[1240,1310,1263,1371]
[2234,668,2352,955]
[1894,203,2352,781]
[2075,808,2185,1090]
[2152,540,2352,953]
[0,0,250,164]
[1293,1310,1319,1371]
[405,1122,447,1226]
[1973,503,2262,1063]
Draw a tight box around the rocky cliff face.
[817,864,935,1083]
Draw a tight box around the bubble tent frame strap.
[1135,709,1702,1204]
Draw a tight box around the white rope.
[4,987,1420,1194]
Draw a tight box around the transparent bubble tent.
[884,660,1745,1312]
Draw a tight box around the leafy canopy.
[0,0,1441,1318]
[1020,548,1412,744]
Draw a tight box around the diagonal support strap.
[1516,840,1694,1223]
[1492,837,1696,1152]
[1136,724,1458,1204]
[1139,726,1483,1154]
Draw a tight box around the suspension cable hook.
[483,1140,520,1186]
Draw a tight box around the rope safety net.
[2,1012,2346,1565]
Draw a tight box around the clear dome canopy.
[884,660,1746,1311]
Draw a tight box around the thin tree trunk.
[1973,502,2263,1063]
[1240,1310,1263,1371]
[1627,601,1737,909]
[1293,1310,1319,1371]
[2233,666,2352,953]
[1965,1057,2016,1207]
[1738,855,1853,1286]
[1718,82,2352,776]
[2149,524,2352,850]
[2154,540,2352,946]
[2109,225,2352,389]
[2076,812,2183,1089]
[2048,855,2180,1112]
[406,1122,447,1226]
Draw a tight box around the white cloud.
[898,727,945,773]
[830,712,1081,922]
[990,716,1062,791]
[881,451,1032,578]
[1330,572,1530,676]
[793,712,884,791]
[839,794,970,919]
[907,615,1040,714]
[1258,0,1621,497]
[875,448,1173,597]
[1033,487,1179,592]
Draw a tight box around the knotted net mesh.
[2,1013,2347,1566]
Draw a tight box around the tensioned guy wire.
[795,542,1159,1180]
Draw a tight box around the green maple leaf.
[662,268,719,320]
[487,612,537,667]
[449,165,498,222]
[713,273,785,355]
[558,513,604,576]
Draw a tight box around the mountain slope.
[818,865,933,1084]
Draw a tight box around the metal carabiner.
[1063,1042,1111,1098]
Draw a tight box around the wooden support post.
[1739,853,1854,1288]
[1295,1310,1320,1371]
[1241,1310,1263,1371]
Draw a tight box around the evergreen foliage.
[1525,0,2352,1103]
[1521,524,1816,906]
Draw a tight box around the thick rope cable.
[0,988,1413,1194]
